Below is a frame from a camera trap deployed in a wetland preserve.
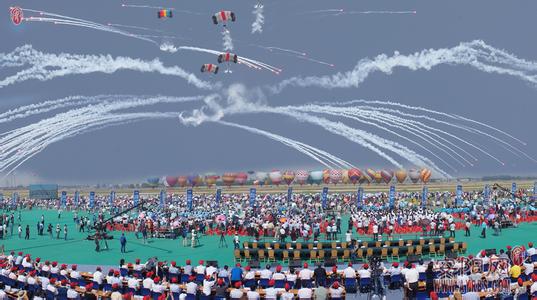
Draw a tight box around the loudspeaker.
[324,259,336,267]
[249,260,260,269]
[289,259,302,268]
[207,260,218,268]
[485,249,497,256]
[407,255,421,263]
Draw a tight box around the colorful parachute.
[347,168,362,184]
[212,11,236,25]
[10,7,23,25]
[177,176,188,187]
[217,53,238,64]
[235,172,248,185]
[309,171,323,185]
[269,170,282,185]
[295,170,309,185]
[329,169,343,184]
[165,176,178,187]
[201,64,219,74]
[222,173,236,187]
[380,170,394,184]
[420,168,432,183]
[157,9,173,18]
[282,170,295,185]
[395,169,407,184]
[408,169,420,183]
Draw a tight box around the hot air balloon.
[235,172,248,185]
[147,177,160,185]
[359,174,371,184]
[177,176,188,187]
[408,169,420,184]
[348,168,362,184]
[341,170,350,184]
[373,172,383,184]
[395,169,407,184]
[269,170,282,186]
[295,170,309,185]
[282,171,295,185]
[309,171,323,185]
[322,169,331,184]
[255,172,268,186]
[366,169,377,181]
[329,169,343,184]
[187,174,202,187]
[165,176,178,187]
[222,173,236,187]
[420,168,432,184]
[380,170,394,184]
[205,174,219,187]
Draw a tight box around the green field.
[0,209,535,268]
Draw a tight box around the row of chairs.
[235,242,467,264]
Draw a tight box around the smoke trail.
[271,40,537,93]
[251,3,265,34]
[121,4,204,15]
[222,29,234,51]
[333,10,417,16]
[0,45,216,90]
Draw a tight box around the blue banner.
[61,191,67,207]
[287,187,293,202]
[109,191,115,208]
[215,189,222,204]
[74,191,79,206]
[89,191,95,208]
[483,184,490,202]
[159,190,166,208]
[249,188,256,207]
[0,193,3,202]
[511,182,517,200]
[186,189,193,210]
[133,190,139,207]
[456,185,462,206]
[534,182,537,200]
[11,192,18,207]
[389,185,396,208]
[356,187,363,209]
[422,186,428,208]
[321,187,329,209]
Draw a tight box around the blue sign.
[0,193,3,201]
[534,181,537,200]
[61,191,67,207]
[356,187,363,209]
[511,182,517,200]
[11,192,18,207]
[109,191,115,208]
[321,187,329,209]
[159,190,166,208]
[186,189,193,210]
[249,188,256,207]
[456,185,462,206]
[215,189,222,204]
[74,191,79,206]
[422,186,428,208]
[287,187,293,202]
[483,184,490,203]
[89,191,95,208]
[133,190,140,207]
[389,185,396,208]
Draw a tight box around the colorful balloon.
[282,171,295,185]
[177,176,188,187]
[341,170,350,184]
[309,171,323,185]
[380,170,394,184]
[347,168,362,184]
[366,168,377,181]
[408,169,420,183]
[187,174,202,187]
[235,172,248,185]
[222,173,236,187]
[295,170,309,185]
[269,170,282,186]
[395,169,407,184]
[204,174,219,187]
[147,177,160,185]
[255,172,268,186]
[359,174,371,184]
[329,169,343,184]
[373,171,383,184]
[165,176,178,187]
[322,169,330,184]
[420,168,432,183]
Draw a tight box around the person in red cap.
[152,277,165,294]
[298,262,313,288]
[46,278,58,296]
[169,277,181,293]
[513,278,526,298]
[229,282,243,299]
[343,262,356,279]
[260,264,273,282]
[214,277,227,300]
[531,274,537,296]
[133,258,143,272]
[110,283,122,300]
[329,281,344,298]
[50,261,59,275]
[67,282,78,299]
[358,264,371,279]
[185,276,198,298]
[195,260,206,276]
[183,259,192,275]
[142,272,153,290]
[273,264,285,283]
[265,279,277,300]
[202,275,216,297]
[169,261,179,276]
[281,283,294,300]
[70,264,81,280]
[528,242,536,259]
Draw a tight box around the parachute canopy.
[10,7,23,25]
[158,9,173,18]
[218,53,238,64]
[201,64,219,74]
[212,11,236,25]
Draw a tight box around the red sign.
[10,7,23,25]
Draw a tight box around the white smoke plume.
[222,30,234,51]
[272,40,537,93]
[251,3,265,34]
[0,45,215,90]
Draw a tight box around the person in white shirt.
[142,274,154,289]
[357,264,371,279]
[244,266,256,280]
[246,286,260,300]
[168,261,179,275]
[27,271,37,286]
[372,224,379,240]
[299,263,314,286]
[345,230,352,243]
[70,265,80,279]
[343,263,356,278]
[527,242,536,257]
[298,286,313,299]
[264,280,277,300]
[169,277,181,293]
[127,274,140,290]
[229,282,243,299]
[260,265,272,279]
[329,281,344,298]
[46,278,58,296]
[195,260,206,275]
[202,276,215,296]
[206,264,217,277]
[272,265,286,281]
[67,282,79,299]
[388,262,401,276]
[152,277,165,294]
[281,284,295,300]
[40,276,50,291]
[185,278,198,295]
[93,267,104,285]
[404,264,419,299]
